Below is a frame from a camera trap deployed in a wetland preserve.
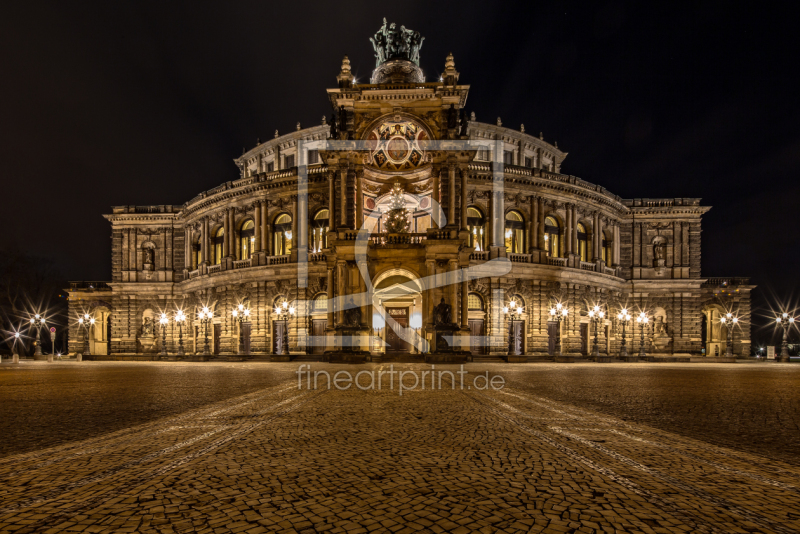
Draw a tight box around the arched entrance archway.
[372,268,424,356]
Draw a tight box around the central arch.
[372,267,424,357]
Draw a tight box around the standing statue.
[369,19,425,67]
[433,298,453,326]
[144,248,154,265]
[459,110,469,137]
[142,317,154,336]
[447,104,458,130]
[329,113,337,138]
[344,298,362,327]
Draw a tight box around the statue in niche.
[344,298,362,327]
[655,316,668,337]
[142,317,154,336]
[433,298,453,326]
[653,238,667,267]
[143,248,154,266]
[446,104,458,130]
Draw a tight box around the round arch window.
[505,211,525,253]
[468,207,486,251]
[544,216,560,257]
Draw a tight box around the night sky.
[2,2,797,342]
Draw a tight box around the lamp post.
[231,303,251,356]
[198,307,213,360]
[502,300,524,356]
[273,300,296,356]
[776,312,795,362]
[175,310,186,358]
[636,311,650,358]
[158,313,169,360]
[719,312,739,358]
[548,302,569,357]
[616,308,632,359]
[588,305,606,358]
[29,313,46,358]
[78,313,95,357]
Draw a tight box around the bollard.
[12,353,19,364]
[47,353,53,363]
[76,353,83,362]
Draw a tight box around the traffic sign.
[49,327,56,334]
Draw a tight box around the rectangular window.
[503,150,514,165]
[267,161,274,172]
[476,148,490,161]
[524,156,533,168]
[285,155,295,168]
[308,149,319,164]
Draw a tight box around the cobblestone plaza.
[1,361,799,533]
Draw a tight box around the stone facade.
[67,32,753,360]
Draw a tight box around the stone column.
[230,209,236,258]
[592,212,600,261]
[432,168,440,227]
[449,259,458,323]
[565,206,573,255]
[254,203,262,253]
[201,218,208,264]
[673,221,681,266]
[327,268,334,326]
[597,215,604,262]
[340,166,348,228]
[222,209,230,258]
[166,228,173,271]
[461,275,469,329]
[528,195,536,252]
[571,205,578,257]
[184,226,192,269]
[291,198,298,255]
[613,223,620,266]
[264,202,271,255]
[448,165,456,227]
[491,191,504,247]
[537,198,545,250]
[460,167,468,231]
[336,261,346,325]
[328,172,336,235]
[425,259,436,329]
[356,169,363,229]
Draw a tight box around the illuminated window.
[311,209,329,252]
[467,207,486,251]
[505,211,525,253]
[273,213,292,256]
[468,293,484,310]
[240,220,255,259]
[213,227,224,265]
[544,216,560,257]
[313,294,328,311]
[577,223,589,262]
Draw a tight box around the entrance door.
[272,321,287,354]
[213,324,221,355]
[580,323,589,356]
[508,321,523,355]
[468,319,485,355]
[548,321,558,356]
[385,307,410,353]
[241,323,251,355]
[311,319,327,354]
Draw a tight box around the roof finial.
[274,129,279,139]
[497,117,502,127]
[539,131,543,139]
[256,138,261,145]
[470,111,476,121]
[520,124,525,134]
[337,55,354,89]
[440,52,460,85]
[321,115,327,125]
[296,122,301,131]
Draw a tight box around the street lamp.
[77,313,95,356]
[548,302,569,357]
[159,312,169,359]
[616,308,632,358]
[175,310,186,358]
[719,312,739,358]
[635,311,650,358]
[29,313,46,358]
[502,299,524,355]
[776,312,795,361]
[198,307,213,360]
[231,303,251,355]
[273,300,296,356]
[587,305,605,358]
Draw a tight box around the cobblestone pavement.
[1,362,799,533]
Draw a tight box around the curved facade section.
[68,37,753,361]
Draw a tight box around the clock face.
[367,119,428,171]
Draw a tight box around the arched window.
[468,293,484,311]
[273,214,292,256]
[311,209,329,253]
[213,227,224,265]
[240,220,255,259]
[505,211,525,253]
[544,216,560,257]
[312,294,328,312]
[467,207,486,251]
[577,223,589,262]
